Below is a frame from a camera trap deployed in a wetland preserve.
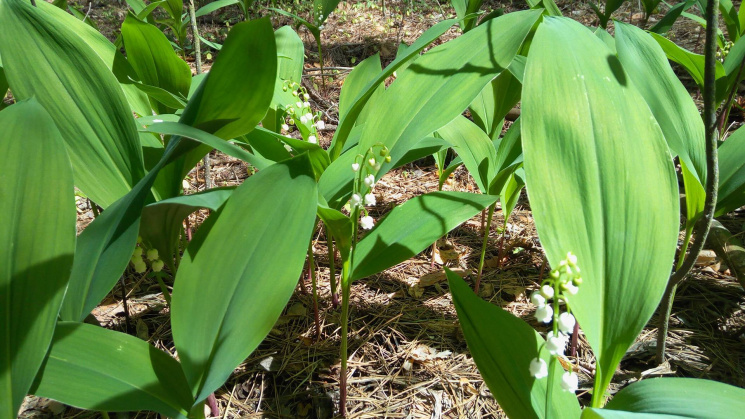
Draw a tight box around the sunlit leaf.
[172,154,318,404]
[0,99,75,418]
[31,323,192,418]
[522,17,680,402]
[448,270,581,419]
[0,0,145,208]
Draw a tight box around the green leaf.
[171,154,318,404]
[275,26,304,83]
[357,10,542,156]
[650,31,727,99]
[448,270,581,419]
[500,169,525,223]
[436,115,498,194]
[180,17,276,141]
[328,18,460,159]
[195,0,239,17]
[59,119,264,322]
[121,12,191,113]
[317,198,353,260]
[716,125,745,215]
[31,322,193,418]
[0,99,75,418]
[338,53,382,122]
[522,17,680,402]
[649,0,696,34]
[351,192,497,281]
[0,0,145,208]
[141,121,270,169]
[140,187,235,271]
[614,21,706,225]
[160,0,183,20]
[469,67,522,141]
[582,378,745,418]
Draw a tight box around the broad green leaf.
[448,270,581,419]
[716,125,745,215]
[31,322,192,418]
[649,0,696,34]
[436,115,498,194]
[501,169,525,223]
[642,0,662,15]
[140,187,235,271]
[30,1,151,117]
[0,0,145,208]
[495,117,524,173]
[719,0,740,41]
[339,53,382,121]
[526,0,562,16]
[469,67,522,141]
[0,99,75,418]
[357,10,542,156]
[179,17,276,141]
[141,121,270,169]
[582,378,745,418]
[161,0,183,19]
[650,32,728,100]
[317,198,353,259]
[195,0,239,17]
[351,191,497,281]
[615,21,707,224]
[121,13,192,113]
[329,18,460,159]
[162,17,277,198]
[315,0,341,23]
[172,154,318,404]
[522,17,680,401]
[275,26,304,83]
[319,135,448,209]
[59,119,266,322]
[235,128,292,164]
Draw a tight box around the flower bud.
[281,124,289,132]
[133,259,147,274]
[308,135,317,144]
[132,247,143,257]
[146,249,159,261]
[350,194,362,208]
[540,284,554,299]
[364,174,375,187]
[152,259,165,272]
[352,162,360,172]
[572,276,583,286]
[385,155,391,162]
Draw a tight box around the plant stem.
[315,36,326,90]
[717,55,745,137]
[655,0,720,364]
[326,224,339,308]
[155,275,172,305]
[590,368,606,408]
[475,202,496,293]
[339,259,351,417]
[545,356,555,419]
[307,240,321,341]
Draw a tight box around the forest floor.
[18,1,745,418]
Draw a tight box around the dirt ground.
[17,1,745,418]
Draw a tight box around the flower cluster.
[529,252,582,393]
[130,237,165,274]
[718,40,733,63]
[349,145,391,230]
[280,81,325,148]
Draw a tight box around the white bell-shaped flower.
[360,215,374,230]
[364,193,376,206]
[561,371,578,393]
[350,193,362,208]
[529,358,548,379]
[540,284,554,299]
[530,290,546,307]
[308,135,317,144]
[546,331,568,356]
[558,312,576,334]
[535,305,553,323]
[364,174,375,187]
[352,163,360,172]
